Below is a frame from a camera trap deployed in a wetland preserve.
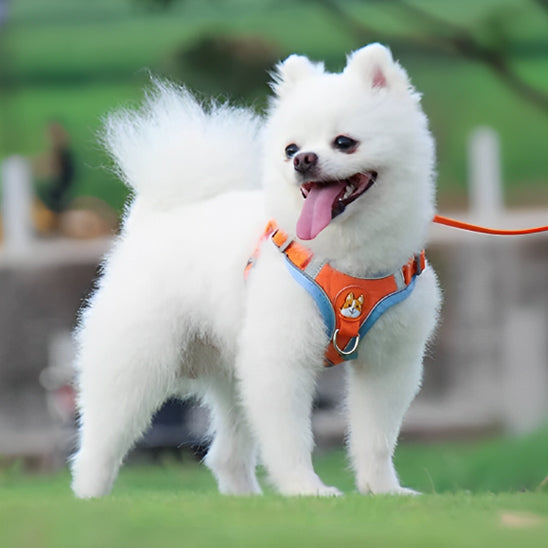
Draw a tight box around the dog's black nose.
[293,152,318,173]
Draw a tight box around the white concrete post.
[468,127,504,221]
[1,155,34,255]
[463,128,506,429]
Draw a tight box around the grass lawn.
[1,429,547,547]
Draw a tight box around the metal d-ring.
[332,329,360,356]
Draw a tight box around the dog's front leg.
[346,271,439,495]
[345,300,438,496]
[237,257,342,497]
[346,351,423,496]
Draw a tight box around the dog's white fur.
[71,43,440,498]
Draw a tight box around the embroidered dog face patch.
[338,291,365,319]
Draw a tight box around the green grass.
[2,492,547,548]
[1,429,547,547]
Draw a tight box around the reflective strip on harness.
[284,256,336,338]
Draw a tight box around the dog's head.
[263,44,435,263]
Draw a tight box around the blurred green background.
[0,0,547,215]
[1,4,547,545]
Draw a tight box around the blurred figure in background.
[43,121,75,215]
[33,120,75,233]
[32,121,118,238]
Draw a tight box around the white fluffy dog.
[71,43,440,498]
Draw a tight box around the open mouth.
[296,171,377,240]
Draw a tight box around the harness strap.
[247,220,425,366]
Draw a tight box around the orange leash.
[433,214,548,236]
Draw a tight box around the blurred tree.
[306,0,548,114]
[168,35,280,100]
[137,0,548,114]
[134,0,181,10]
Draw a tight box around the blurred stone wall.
[1,224,547,462]
[0,240,106,465]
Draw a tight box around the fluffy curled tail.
[102,80,263,208]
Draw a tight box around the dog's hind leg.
[202,374,261,495]
[70,301,182,499]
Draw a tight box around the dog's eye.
[285,143,299,158]
[333,135,358,152]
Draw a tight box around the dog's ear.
[344,43,410,91]
[270,55,325,98]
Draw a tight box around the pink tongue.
[296,182,346,240]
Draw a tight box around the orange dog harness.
[245,220,426,366]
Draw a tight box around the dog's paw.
[284,484,343,497]
[71,477,111,499]
[272,468,344,497]
[313,485,344,497]
[366,486,421,496]
[71,457,115,499]
[278,476,343,497]
[280,482,343,497]
[358,480,421,496]
[389,486,421,496]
